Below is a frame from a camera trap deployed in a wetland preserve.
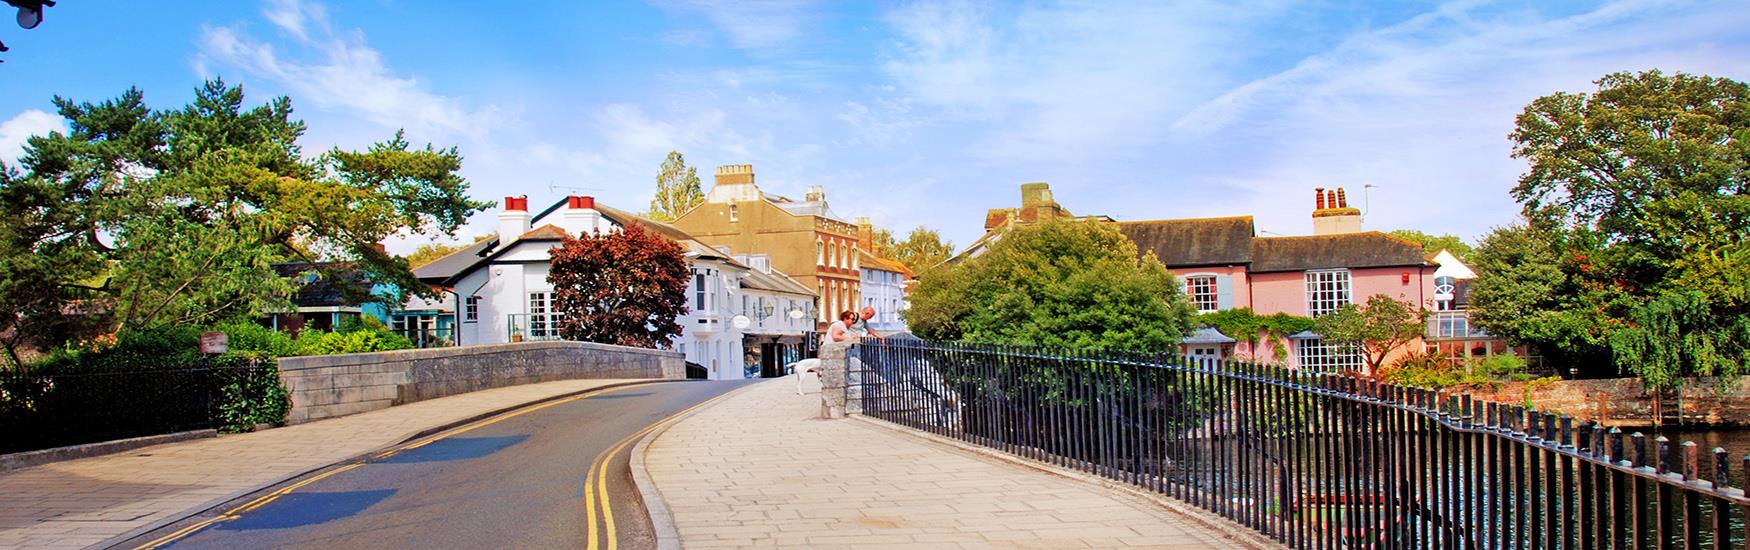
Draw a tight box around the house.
[1422,249,1541,368]
[415,195,752,380]
[728,252,817,377]
[669,164,861,326]
[854,218,912,334]
[949,182,1114,262]
[266,262,393,333]
[1118,187,1437,372]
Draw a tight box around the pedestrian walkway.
[0,377,651,549]
[644,377,1250,549]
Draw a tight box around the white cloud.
[659,0,819,50]
[0,109,64,165]
[196,0,502,141]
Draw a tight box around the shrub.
[1475,354,1527,378]
[294,328,413,356]
[214,322,299,358]
[210,354,291,431]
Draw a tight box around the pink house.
[1119,188,1436,373]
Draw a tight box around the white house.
[729,252,817,377]
[857,249,910,334]
[417,195,750,380]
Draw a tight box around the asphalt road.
[123,379,755,550]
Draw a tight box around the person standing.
[823,310,855,346]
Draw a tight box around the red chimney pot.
[504,196,529,211]
[567,196,595,210]
[1315,187,1326,210]
[1337,188,1349,208]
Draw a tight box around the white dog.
[789,358,822,395]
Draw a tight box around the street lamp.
[1,1,55,59]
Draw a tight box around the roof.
[593,203,743,266]
[742,267,814,296]
[1249,232,1430,273]
[857,250,913,276]
[412,238,495,282]
[1117,216,1255,267]
[770,199,850,224]
[1181,327,1236,345]
[273,262,372,308]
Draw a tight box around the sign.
[731,315,751,330]
[200,331,229,355]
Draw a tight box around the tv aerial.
[548,182,602,196]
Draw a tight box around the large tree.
[1387,229,1473,263]
[889,227,953,271]
[1470,70,1750,386]
[0,79,488,364]
[907,220,1195,351]
[1313,294,1427,374]
[547,222,691,348]
[647,151,703,222]
[405,234,492,269]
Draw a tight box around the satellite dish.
[731,315,751,330]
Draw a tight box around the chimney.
[1315,187,1326,210]
[1311,186,1363,235]
[1020,182,1053,208]
[498,195,532,244]
[560,196,601,234]
[804,185,825,202]
[714,164,754,186]
[856,217,874,251]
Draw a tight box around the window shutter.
[1215,275,1234,310]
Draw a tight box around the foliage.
[889,227,954,271]
[1376,351,1477,389]
[292,325,413,356]
[646,151,704,221]
[1313,294,1428,373]
[213,321,299,358]
[210,353,291,432]
[1470,70,1750,387]
[2,79,488,355]
[907,220,1196,351]
[1387,229,1473,263]
[867,226,897,257]
[1195,308,1314,362]
[548,222,692,348]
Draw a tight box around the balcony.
[1426,311,1489,340]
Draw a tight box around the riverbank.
[1467,376,1749,428]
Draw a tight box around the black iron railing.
[0,359,285,454]
[852,339,1750,549]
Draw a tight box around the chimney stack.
[805,185,825,202]
[714,164,754,185]
[1315,187,1326,210]
[1311,186,1363,235]
[498,195,532,244]
[856,217,875,252]
[560,195,601,234]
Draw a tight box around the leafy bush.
[294,328,413,356]
[30,326,204,373]
[210,354,291,431]
[214,322,299,358]
[1475,354,1527,378]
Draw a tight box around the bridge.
[2,339,1744,548]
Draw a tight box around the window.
[1304,270,1351,317]
[1298,339,1364,373]
[851,248,859,271]
[1434,276,1456,311]
[1186,275,1218,312]
[1430,311,1484,339]
[695,271,707,311]
[464,296,479,322]
[728,203,738,222]
[817,241,824,266]
[528,292,554,339]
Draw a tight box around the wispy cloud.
[195,0,503,140]
[658,0,820,50]
[0,109,64,165]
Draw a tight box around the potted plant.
[510,326,524,343]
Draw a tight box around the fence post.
[817,342,852,419]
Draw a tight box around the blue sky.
[3,1,1747,254]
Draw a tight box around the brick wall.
[277,341,684,424]
[1466,377,1750,427]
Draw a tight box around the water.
[1655,427,1750,487]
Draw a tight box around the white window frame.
[528,292,555,339]
[1304,269,1352,317]
[1185,274,1219,313]
[1297,338,1364,373]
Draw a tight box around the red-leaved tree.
[547,222,691,348]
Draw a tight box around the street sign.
[200,331,228,355]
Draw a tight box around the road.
[122,379,756,550]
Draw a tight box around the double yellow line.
[581,386,744,550]
[132,383,653,550]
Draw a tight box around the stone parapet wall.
[277,341,683,424]
[1466,376,1750,427]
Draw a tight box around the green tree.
[405,234,492,269]
[1469,70,1750,387]
[1387,229,1473,263]
[547,222,692,348]
[889,227,953,271]
[647,151,703,222]
[868,226,897,258]
[907,220,1195,351]
[3,79,489,353]
[1313,294,1428,374]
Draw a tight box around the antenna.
[1362,184,1377,222]
[548,182,602,195]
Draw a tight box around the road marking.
[582,384,745,550]
[133,383,649,550]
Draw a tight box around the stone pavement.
[0,377,652,549]
[645,377,1251,549]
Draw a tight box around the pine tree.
[647,151,703,221]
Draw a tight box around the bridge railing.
[851,339,1750,549]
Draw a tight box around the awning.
[1181,327,1236,345]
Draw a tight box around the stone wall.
[277,341,684,424]
[1466,377,1750,427]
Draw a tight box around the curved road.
[121,379,755,550]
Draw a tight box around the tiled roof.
[412,239,495,282]
[1181,326,1236,344]
[1117,216,1255,267]
[742,267,814,296]
[1249,232,1429,273]
[857,250,913,276]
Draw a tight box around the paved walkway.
[645,377,1244,549]
[0,378,649,549]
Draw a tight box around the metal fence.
[0,360,282,454]
[852,339,1750,549]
